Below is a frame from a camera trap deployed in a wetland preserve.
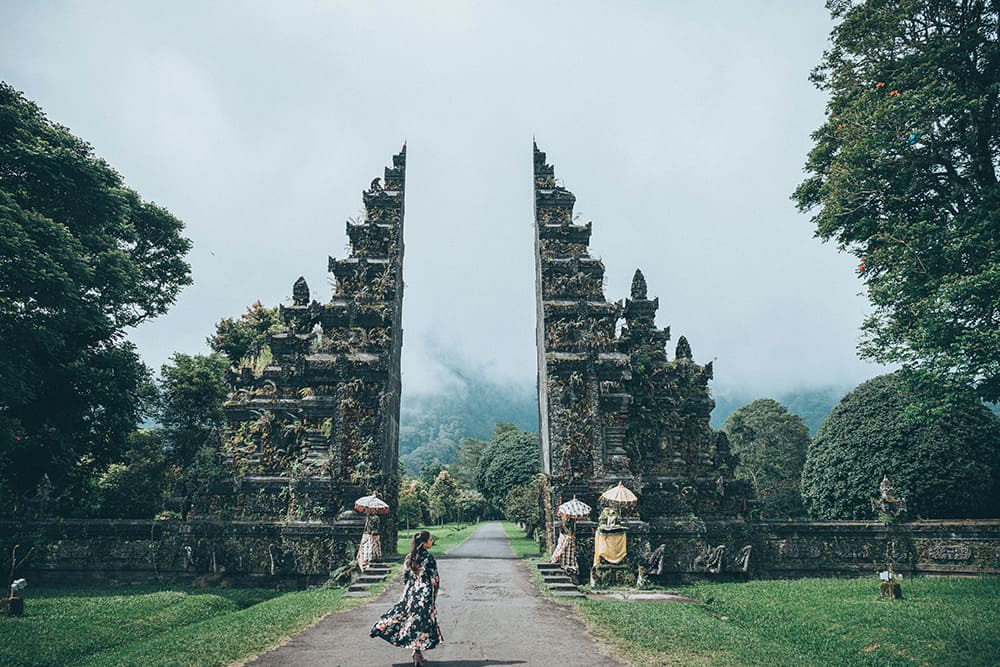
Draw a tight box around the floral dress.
[370,547,443,650]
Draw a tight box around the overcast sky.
[0,1,888,400]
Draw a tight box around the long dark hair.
[406,530,431,567]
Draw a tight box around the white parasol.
[557,496,592,520]
[600,481,638,508]
[354,492,390,515]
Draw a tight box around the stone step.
[536,563,562,571]
[547,582,580,591]
[348,582,379,593]
[356,575,385,584]
[543,576,573,584]
[552,590,585,598]
[344,590,370,598]
[363,566,391,573]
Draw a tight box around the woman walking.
[370,530,443,665]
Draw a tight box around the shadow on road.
[392,662,526,666]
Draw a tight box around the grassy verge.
[1,567,404,667]
[395,521,481,555]
[500,521,543,559]
[576,575,1000,666]
[3,524,479,667]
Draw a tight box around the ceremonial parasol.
[600,481,638,508]
[557,496,592,520]
[354,492,390,515]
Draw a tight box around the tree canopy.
[722,399,810,517]
[0,83,192,506]
[793,0,1000,402]
[476,424,541,513]
[801,372,1000,519]
[159,353,229,468]
[209,301,282,366]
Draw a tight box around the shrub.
[722,399,809,518]
[801,372,1000,519]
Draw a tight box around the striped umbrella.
[557,496,592,520]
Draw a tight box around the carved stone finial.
[675,336,692,360]
[292,276,310,306]
[631,269,647,299]
[368,177,383,193]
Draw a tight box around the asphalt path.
[246,521,624,666]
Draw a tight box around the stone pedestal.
[590,563,635,587]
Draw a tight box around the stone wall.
[3,517,998,588]
[749,519,1000,578]
[574,518,1000,583]
[0,516,364,587]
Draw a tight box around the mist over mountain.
[399,370,538,475]
[711,385,850,435]
[398,354,852,474]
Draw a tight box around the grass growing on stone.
[501,521,543,559]
[395,521,481,555]
[577,575,1000,666]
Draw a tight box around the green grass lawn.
[0,584,370,667]
[500,521,544,559]
[395,521,481,555]
[577,575,1000,667]
[0,523,479,667]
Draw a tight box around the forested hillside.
[399,377,538,474]
[398,373,850,474]
[712,386,850,435]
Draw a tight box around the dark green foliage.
[476,424,541,513]
[793,0,1000,402]
[0,83,191,508]
[403,427,460,477]
[158,353,229,467]
[418,462,446,489]
[502,475,544,538]
[397,480,430,528]
[97,429,167,519]
[713,386,848,435]
[455,488,487,522]
[723,399,809,518]
[448,437,489,487]
[398,370,538,474]
[801,372,1000,519]
[209,301,282,366]
[428,469,459,523]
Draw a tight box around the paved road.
[247,522,624,667]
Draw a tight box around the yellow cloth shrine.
[593,530,627,566]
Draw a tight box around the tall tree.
[476,425,541,513]
[0,83,191,506]
[722,399,810,517]
[159,353,230,468]
[209,301,282,366]
[793,0,1000,402]
[448,437,489,487]
[429,469,459,524]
